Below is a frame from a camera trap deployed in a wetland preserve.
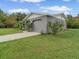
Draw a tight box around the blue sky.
[0,0,79,16]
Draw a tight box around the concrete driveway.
[0,31,40,42]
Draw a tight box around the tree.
[4,12,27,28]
[66,15,79,28]
[14,21,24,30]
[10,12,27,21]
[78,14,79,16]
[0,9,6,28]
[0,9,27,28]
[5,16,17,28]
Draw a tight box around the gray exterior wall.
[47,16,67,33]
[32,16,48,33]
[26,15,67,33]
[47,16,58,33]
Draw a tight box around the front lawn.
[0,29,79,59]
[0,28,22,35]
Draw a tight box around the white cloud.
[11,0,45,3]
[64,11,70,14]
[40,6,72,14]
[41,6,71,11]
[62,0,71,2]
[11,0,17,2]
[8,8,30,13]
[41,10,48,13]
[42,10,70,15]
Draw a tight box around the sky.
[0,0,79,16]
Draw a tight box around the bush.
[26,21,32,32]
[67,19,79,29]
[14,21,24,30]
[48,21,63,35]
[0,23,5,28]
[66,15,79,29]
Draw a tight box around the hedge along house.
[23,13,67,33]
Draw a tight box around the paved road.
[0,31,40,42]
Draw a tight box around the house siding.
[32,16,48,33]
[24,13,67,33]
[47,16,66,33]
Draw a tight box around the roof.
[23,13,66,21]
[28,13,44,19]
[73,16,79,20]
[52,13,67,20]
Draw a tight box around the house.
[23,13,67,33]
[73,16,79,20]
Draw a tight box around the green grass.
[0,29,79,59]
[0,28,22,35]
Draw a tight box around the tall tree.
[78,14,79,16]
[5,15,17,28]
[66,15,79,28]
[10,12,27,21]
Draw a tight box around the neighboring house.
[23,13,67,33]
[73,16,79,20]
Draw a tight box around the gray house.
[23,13,67,33]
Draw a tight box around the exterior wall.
[62,19,67,29]
[26,15,67,33]
[47,16,67,33]
[32,16,48,33]
[47,16,58,33]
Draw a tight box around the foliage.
[0,9,6,28]
[26,20,32,32]
[0,9,27,28]
[0,23,5,28]
[14,22,20,29]
[5,16,17,28]
[48,21,63,35]
[67,15,79,28]
[14,21,24,30]
[10,12,27,21]
[67,15,75,28]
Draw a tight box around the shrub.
[66,15,79,29]
[14,21,23,30]
[0,23,5,28]
[67,19,79,29]
[26,21,32,32]
[48,21,63,35]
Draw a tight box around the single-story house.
[23,13,67,33]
